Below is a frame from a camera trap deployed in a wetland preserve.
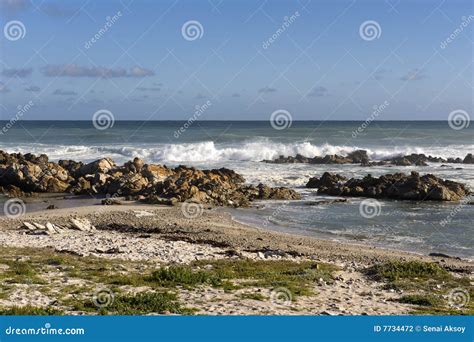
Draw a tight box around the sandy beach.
[0,201,472,316]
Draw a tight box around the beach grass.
[365,260,473,315]
[0,305,64,315]
[0,246,335,315]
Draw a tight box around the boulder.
[76,158,115,177]
[463,153,474,164]
[306,171,470,201]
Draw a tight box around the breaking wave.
[2,140,473,164]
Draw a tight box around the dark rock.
[306,172,347,189]
[306,171,470,201]
[101,198,122,205]
[463,153,474,164]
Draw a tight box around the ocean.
[1,120,473,259]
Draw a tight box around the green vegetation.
[145,266,222,288]
[238,292,267,301]
[0,246,337,315]
[396,295,442,307]
[365,260,449,284]
[0,260,45,284]
[365,260,473,315]
[104,292,193,315]
[191,259,335,297]
[0,305,64,315]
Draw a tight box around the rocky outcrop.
[0,150,300,207]
[264,151,473,166]
[463,153,474,164]
[264,150,369,165]
[305,171,470,201]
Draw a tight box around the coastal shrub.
[95,292,193,315]
[397,295,442,307]
[0,305,64,315]
[193,259,336,296]
[238,292,267,301]
[364,261,449,282]
[145,266,222,288]
[1,260,45,284]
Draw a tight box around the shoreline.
[1,201,473,268]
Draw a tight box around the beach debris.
[33,222,46,230]
[70,218,96,232]
[22,222,36,230]
[133,210,154,218]
[21,221,65,235]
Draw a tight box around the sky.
[0,0,473,121]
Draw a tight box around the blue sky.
[0,0,473,120]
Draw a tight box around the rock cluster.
[0,151,300,207]
[306,171,470,201]
[263,151,474,166]
[263,150,370,164]
[22,218,96,235]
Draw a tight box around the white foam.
[2,140,473,164]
